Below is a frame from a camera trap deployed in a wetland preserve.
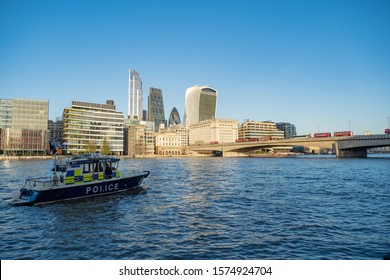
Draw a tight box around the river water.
[0,155,389,260]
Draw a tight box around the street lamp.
[348,120,352,131]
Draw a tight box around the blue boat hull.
[11,171,150,206]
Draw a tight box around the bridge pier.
[336,149,367,158]
[334,142,368,158]
[221,151,249,157]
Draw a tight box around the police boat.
[6,153,150,206]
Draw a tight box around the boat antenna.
[53,151,58,175]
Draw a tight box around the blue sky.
[1,0,389,135]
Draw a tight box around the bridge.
[189,134,390,158]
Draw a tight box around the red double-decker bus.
[313,132,331,138]
[235,138,259,142]
[334,131,352,137]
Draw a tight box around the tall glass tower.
[185,85,217,127]
[128,69,143,120]
[148,87,166,132]
[168,107,181,127]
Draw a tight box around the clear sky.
[1,0,389,135]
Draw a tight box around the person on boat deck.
[94,163,104,173]
[104,162,113,179]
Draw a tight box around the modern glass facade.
[0,99,13,129]
[62,101,124,155]
[0,98,49,155]
[185,86,217,127]
[168,107,181,127]
[128,69,143,120]
[148,87,166,132]
[276,122,297,139]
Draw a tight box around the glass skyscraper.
[168,107,181,127]
[128,69,143,120]
[276,122,297,138]
[184,85,217,127]
[148,87,166,132]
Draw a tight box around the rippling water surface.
[1,155,389,259]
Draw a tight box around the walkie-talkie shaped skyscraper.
[184,85,217,128]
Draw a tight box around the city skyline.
[1,0,389,135]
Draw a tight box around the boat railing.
[118,170,149,178]
[24,176,61,190]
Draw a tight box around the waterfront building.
[128,69,143,120]
[188,118,238,145]
[148,87,166,132]
[62,101,124,155]
[238,121,285,140]
[0,99,12,129]
[169,124,189,147]
[168,107,181,127]
[125,123,155,157]
[0,98,50,156]
[276,122,297,139]
[155,131,182,156]
[159,124,189,154]
[184,86,217,128]
[48,117,63,144]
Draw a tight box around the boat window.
[83,163,91,174]
[94,163,104,172]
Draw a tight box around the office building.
[276,122,297,139]
[188,118,238,145]
[158,124,189,155]
[148,87,166,132]
[168,107,181,127]
[155,131,182,156]
[62,101,124,155]
[238,121,285,140]
[128,69,143,120]
[0,98,50,155]
[184,85,217,127]
[125,123,155,157]
[169,124,188,147]
[48,117,63,144]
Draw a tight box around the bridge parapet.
[336,134,390,150]
[188,134,390,158]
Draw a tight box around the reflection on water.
[0,155,389,259]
